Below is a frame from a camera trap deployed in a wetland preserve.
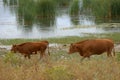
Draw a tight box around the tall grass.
[69,0,80,25]
[83,0,120,22]
[69,0,80,16]
[18,0,36,25]
[0,51,120,80]
[4,0,120,24]
[3,0,18,5]
[54,0,72,7]
[111,0,120,21]
[36,0,56,18]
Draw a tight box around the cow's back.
[17,42,40,52]
[27,42,47,52]
[81,39,114,54]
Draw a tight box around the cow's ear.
[75,46,80,49]
[13,44,16,47]
[70,43,74,48]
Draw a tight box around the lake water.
[0,0,120,39]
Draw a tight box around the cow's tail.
[113,47,115,56]
[47,44,50,56]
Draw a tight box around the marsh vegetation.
[1,0,120,38]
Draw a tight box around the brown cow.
[11,40,50,59]
[39,40,50,55]
[34,40,50,55]
[68,39,115,60]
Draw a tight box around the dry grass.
[0,51,120,80]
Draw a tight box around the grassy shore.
[0,33,120,80]
[0,32,120,45]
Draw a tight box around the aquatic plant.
[18,0,36,25]
[3,0,18,5]
[69,0,80,25]
[35,0,56,26]
[54,0,72,7]
[36,0,56,18]
[83,0,120,22]
[111,0,120,21]
[69,0,80,16]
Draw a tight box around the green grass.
[0,32,120,45]
[84,32,120,43]
[0,36,98,45]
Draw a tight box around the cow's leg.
[26,51,32,59]
[81,56,90,61]
[40,53,43,60]
[24,54,30,59]
[41,51,46,59]
[110,48,114,57]
[24,54,31,59]
[35,51,37,54]
[79,52,83,56]
[41,50,50,63]
[43,51,46,57]
[81,57,85,61]
[81,52,91,61]
[107,49,112,57]
[79,53,85,61]
[87,56,90,60]
[24,55,27,58]
[39,51,44,60]
[107,52,110,57]
[27,54,31,59]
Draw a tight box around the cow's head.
[68,43,80,54]
[11,45,18,53]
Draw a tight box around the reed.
[36,0,56,18]
[83,0,120,22]
[3,0,17,5]
[69,0,80,16]
[3,0,120,24]
[18,0,36,25]
[111,0,120,21]
[54,0,72,7]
